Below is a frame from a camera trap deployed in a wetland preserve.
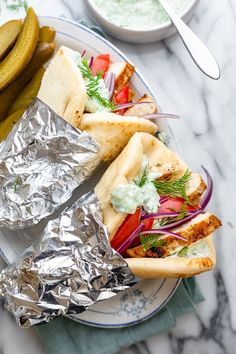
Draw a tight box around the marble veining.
[0,0,235,353]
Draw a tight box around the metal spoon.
[158,0,220,80]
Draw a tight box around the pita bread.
[95,132,221,278]
[38,45,86,127]
[126,236,216,278]
[79,113,158,162]
[95,132,206,239]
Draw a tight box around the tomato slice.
[92,54,110,76]
[142,218,154,231]
[111,208,141,251]
[158,197,199,213]
[114,84,129,115]
[129,217,155,247]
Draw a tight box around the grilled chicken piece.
[187,173,206,203]
[124,94,158,117]
[126,212,221,258]
[108,62,135,95]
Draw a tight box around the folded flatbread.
[38,46,158,161]
[80,112,157,162]
[126,236,216,278]
[38,46,87,127]
[95,132,221,278]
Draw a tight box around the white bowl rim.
[85,0,199,34]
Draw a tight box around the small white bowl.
[83,0,199,43]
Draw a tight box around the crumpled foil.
[0,99,101,229]
[0,192,137,328]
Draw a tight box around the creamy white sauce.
[111,184,144,214]
[71,51,110,113]
[85,79,110,113]
[174,240,210,258]
[111,155,161,214]
[93,0,191,31]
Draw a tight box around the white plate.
[0,16,181,328]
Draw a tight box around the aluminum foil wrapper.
[0,192,137,328]
[0,99,101,229]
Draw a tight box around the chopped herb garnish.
[138,166,148,187]
[155,203,189,228]
[176,203,188,220]
[168,207,177,212]
[177,246,188,257]
[140,233,166,251]
[152,169,191,203]
[13,176,21,192]
[79,59,116,111]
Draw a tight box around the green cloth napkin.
[36,278,204,354]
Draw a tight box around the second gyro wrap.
[0,192,137,328]
[0,99,101,229]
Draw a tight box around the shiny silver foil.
[0,99,101,229]
[0,192,137,328]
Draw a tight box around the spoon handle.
[159,0,220,80]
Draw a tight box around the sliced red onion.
[141,211,193,221]
[200,166,213,210]
[117,223,145,254]
[81,50,86,58]
[104,72,109,86]
[89,56,94,68]
[160,196,169,204]
[157,209,203,231]
[104,72,116,99]
[141,209,147,217]
[109,73,115,99]
[140,229,187,242]
[143,113,180,120]
[113,101,152,111]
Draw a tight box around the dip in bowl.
[83,0,199,43]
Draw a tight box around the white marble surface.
[0,0,234,353]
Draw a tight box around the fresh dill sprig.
[79,59,116,111]
[173,203,188,220]
[157,203,189,228]
[152,169,191,202]
[138,167,148,187]
[140,234,166,251]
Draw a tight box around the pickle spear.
[0,7,39,90]
[9,67,45,114]
[0,109,25,141]
[0,42,55,122]
[39,26,56,43]
[0,20,22,61]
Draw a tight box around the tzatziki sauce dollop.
[111,155,161,214]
